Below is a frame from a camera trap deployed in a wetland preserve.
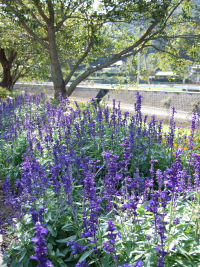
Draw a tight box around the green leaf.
[18,251,27,263]
[11,261,21,267]
[56,235,76,243]
[47,225,57,237]
[61,223,75,232]
[78,250,94,263]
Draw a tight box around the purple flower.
[193,153,200,190]
[156,169,163,193]
[104,106,110,123]
[0,213,5,235]
[164,149,184,193]
[155,214,167,267]
[134,260,143,267]
[67,239,85,254]
[173,218,180,226]
[81,168,101,250]
[167,106,176,150]
[2,177,11,202]
[103,151,120,210]
[189,110,197,151]
[135,92,142,125]
[30,222,53,267]
[103,219,119,256]
[121,137,131,171]
[123,194,138,217]
[76,260,89,267]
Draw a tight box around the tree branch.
[46,0,54,25]
[4,3,49,49]
[160,34,200,39]
[66,21,158,96]
[20,20,49,49]
[55,2,86,32]
[17,0,45,27]
[33,0,49,24]
[145,0,185,42]
[146,44,183,59]
[64,39,94,85]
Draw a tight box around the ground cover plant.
[0,92,200,267]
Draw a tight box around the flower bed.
[0,92,199,267]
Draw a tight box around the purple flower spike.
[67,239,85,255]
[103,219,119,256]
[30,222,53,267]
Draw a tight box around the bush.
[0,86,11,99]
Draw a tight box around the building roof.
[155,71,174,76]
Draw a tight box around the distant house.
[154,71,175,80]
[102,60,123,72]
[189,65,200,84]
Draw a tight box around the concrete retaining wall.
[105,89,200,113]
[14,83,200,113]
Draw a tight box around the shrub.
[0,86,11,99]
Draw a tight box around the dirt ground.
[0,187,14,266]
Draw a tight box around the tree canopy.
[0,12,50,90]
[0,0,194,97]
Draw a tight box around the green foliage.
[4,188,200,266]
[1,95,200,266]
[1,0,194,95]
[0,135,28,184]
[0,87,11,98]
[192,101,200,113]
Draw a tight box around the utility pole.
[137,52,140,84]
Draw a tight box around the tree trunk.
[0,48,16,91]
[48,27,66,98]
[0,66,14,91]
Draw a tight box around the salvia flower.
[135,92,142,125]
[76,260,89,267]
[30,222,53,267]
[103,219,119,255]
[134,260,143,267]
[167,106,176,150]
[67,239,85,255]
